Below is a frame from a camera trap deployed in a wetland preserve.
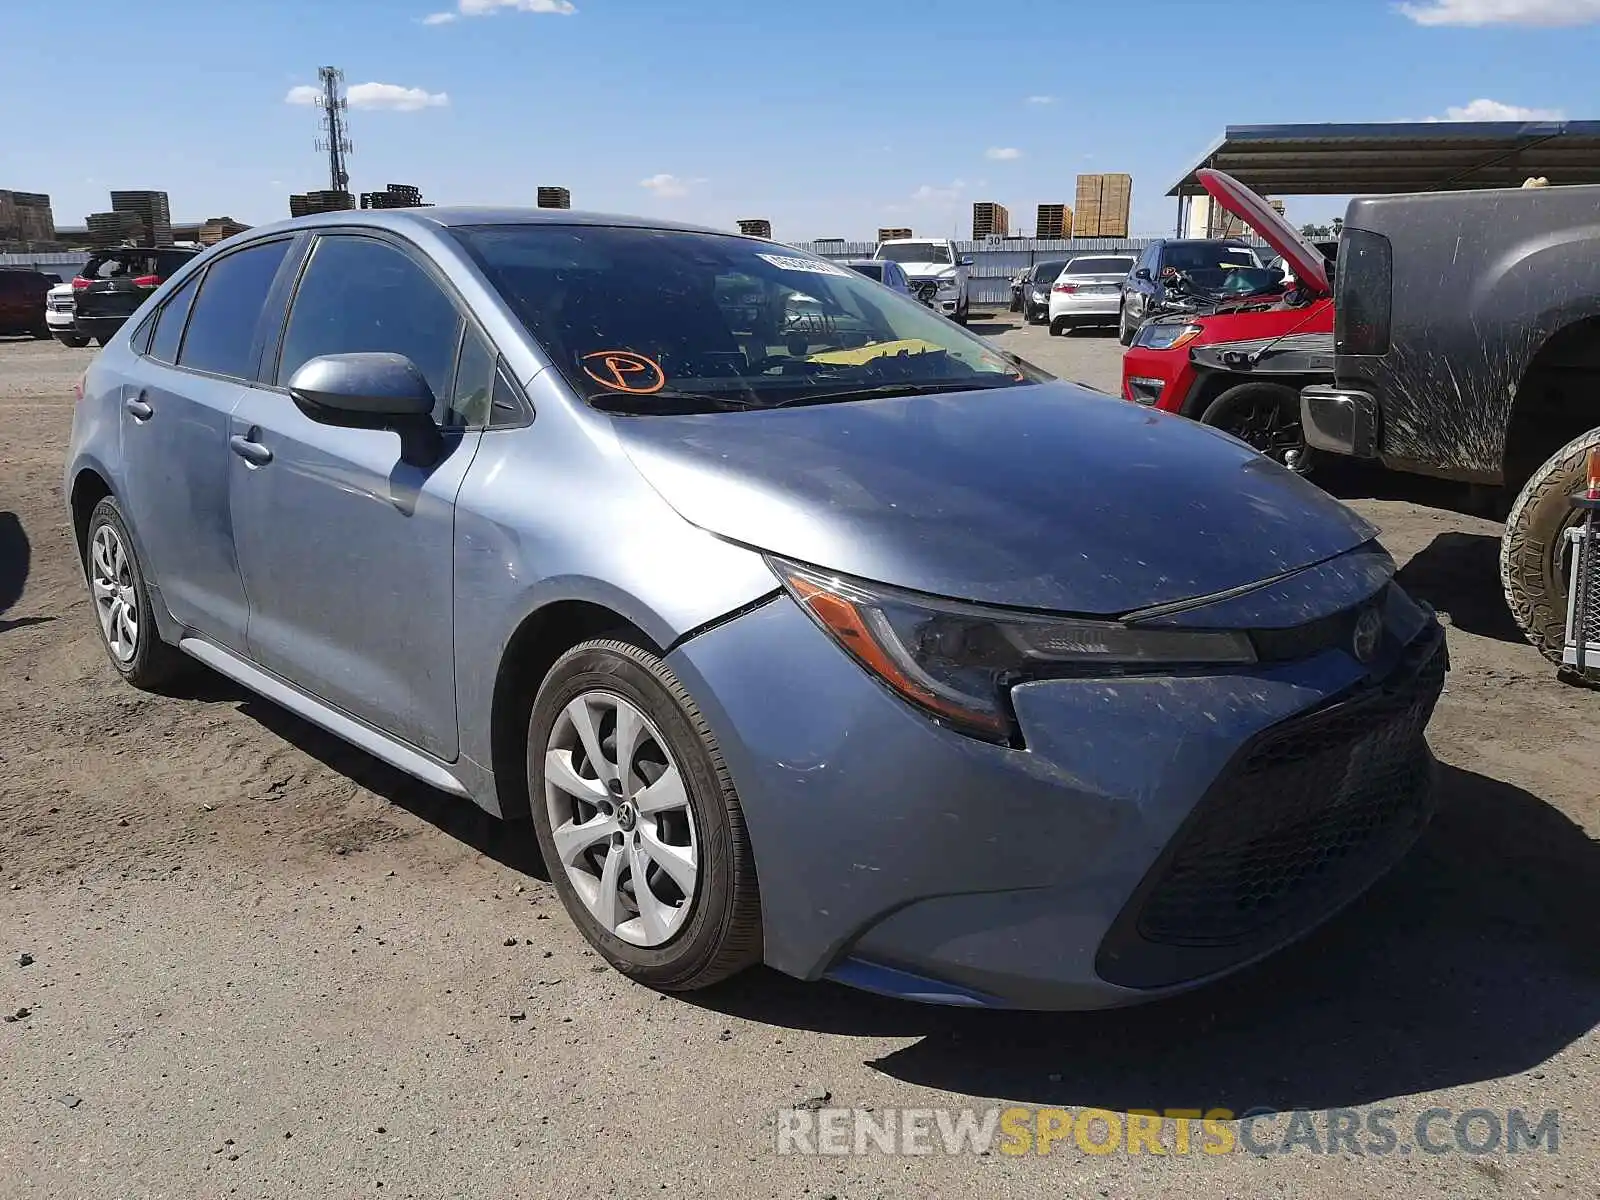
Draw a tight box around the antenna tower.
[313,66,353,193]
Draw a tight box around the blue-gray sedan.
[64,208,1448,1009]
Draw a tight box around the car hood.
[611,382,1377,614]
[1199,168,1330,297]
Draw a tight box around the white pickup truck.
[872,238,971,324]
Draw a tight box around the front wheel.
[1117,302,1136,346]
[1200,382,1313,475]
[1500,426,1600,666]
[527,640,763,992]
[94,335,113,347]
[953,300,969,327]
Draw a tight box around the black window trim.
[261,226,530,430]
[147,234,302,387]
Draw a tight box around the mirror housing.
[1134,268,1152,281]
[288,352,444,466]
[958,256,975,267]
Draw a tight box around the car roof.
[239,206,740,242]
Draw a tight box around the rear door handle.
[124,395,153,420]
[229,433,273,467]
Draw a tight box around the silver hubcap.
[89,523,139,664]
[544,691,698,947]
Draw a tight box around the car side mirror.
[288,352,444,466]
[1134,268,1152,281]
[958,256,975,267]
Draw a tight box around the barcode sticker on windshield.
[757,253,849,277]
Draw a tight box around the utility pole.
[313,66,352,193]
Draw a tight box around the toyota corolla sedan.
[65,208,1448,1010]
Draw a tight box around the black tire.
[526,639,762,991]
[83,497,187,690]
[1500,426,1600,666]
[1200,381,1314,475]
[57,334,91,349]
[953,301,969,327]
[94,336,113,348]
[1117,301,1136,346]
[1049,316,1070,337]
[31,325,51,340]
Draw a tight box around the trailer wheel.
[1500,426,1600,665]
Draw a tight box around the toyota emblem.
[1352,607,1384,664]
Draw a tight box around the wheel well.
[1505,316,1600,494]
[488,600,656,821]
[69,469,112,567]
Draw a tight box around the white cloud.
[421,11,458,22]
[286,81,450,110]
[1026,94,1056,105]
[454,0,576,15]
[985,146,1023,161]
[1398,0,1600,24]
[640,173,695,198]
[911,180,966,205]
[1432,97,1565,120]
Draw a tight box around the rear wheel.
[94,336,113,347]
[31,325,51,340]
[527,640,762,991]
[1049,316,1070,337]
[84,497,187,689]
[1500,426,1600,668]
[1200,381,1313,475]
[1118,301,1136,346]
[57,334,91,349]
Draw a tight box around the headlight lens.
[773,559,1256,742]
[1135,321,1204,351]
[937,277,960,292]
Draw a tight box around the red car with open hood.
[1120,168,1334,474]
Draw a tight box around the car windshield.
[846,262,884,281]
[1064,256,1135,276]
[1164,243,1259,272]
[1030,261,1066,283]
[454,225,1049,413]
[876,242,952,265]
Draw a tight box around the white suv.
[872,238,971,324]
[46,281,90,348]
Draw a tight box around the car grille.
[911,280,940,304]
[47,296,73,312]
[1096,628,1446,988]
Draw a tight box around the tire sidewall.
[1200,381,1313,475]
[525,641,744,985]
[1501,427,1600,662]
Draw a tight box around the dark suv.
[1118,238,1262,345]
[0,268,53,339]
[73,247,201,345]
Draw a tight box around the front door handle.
[229,433,273,467]
[124,395,153,420]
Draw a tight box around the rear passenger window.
[277,236,463,401]
[177,240,291,380]
[147,274,199,364]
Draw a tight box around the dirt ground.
[1,321,1596,1199]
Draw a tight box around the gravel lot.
[1,320,1596,1199]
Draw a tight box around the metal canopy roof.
[1168,120,1600,196]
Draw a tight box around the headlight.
[937,277,960,292]
[773,559,1256,743]
[1134,321,1204,351]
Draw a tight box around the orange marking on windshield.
[581,350,667,395]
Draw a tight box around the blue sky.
[5,0,1598,240]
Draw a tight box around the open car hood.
[613,382,1377,615]
[1199,168,1331,297]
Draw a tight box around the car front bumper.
[668,576,1446,1010]
[46,308,76,332]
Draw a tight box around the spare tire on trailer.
[1499,425,1600,666]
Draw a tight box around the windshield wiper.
[767,378,1025,409]
[588,389,763,415]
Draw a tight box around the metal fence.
[792,238,1162,306]
[1,251,90,276]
